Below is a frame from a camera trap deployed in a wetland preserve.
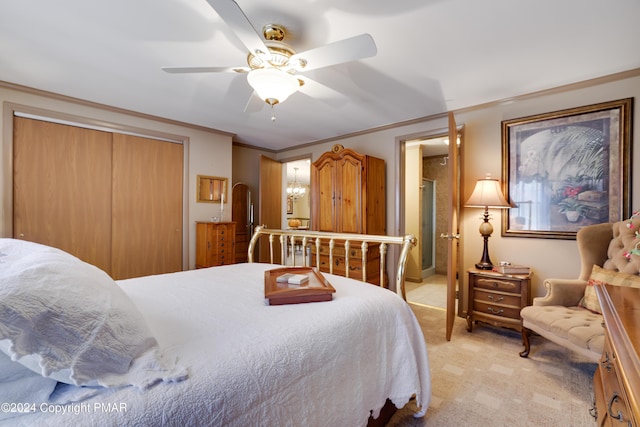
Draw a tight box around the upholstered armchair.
[520,216,640,362]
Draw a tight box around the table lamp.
[465,174,513,269]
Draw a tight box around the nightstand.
[467,269,531,333]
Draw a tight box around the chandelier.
[287,167,306,200]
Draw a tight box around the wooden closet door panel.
[13,117,113,273]
[111,134,183,279]
[336,155,363,233]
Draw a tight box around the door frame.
[395,120,465,335]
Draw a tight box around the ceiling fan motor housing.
[247,25,297,70]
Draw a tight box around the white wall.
[404,144,421,281]
[260,71,640,302]
[0,85,233,269]
[456,73,640,302]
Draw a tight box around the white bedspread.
[7,263,430,427]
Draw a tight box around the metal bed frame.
[247,225,416,300]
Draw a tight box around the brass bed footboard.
[247,226,416,300]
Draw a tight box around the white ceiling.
[1,0,639,152]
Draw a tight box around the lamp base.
[476,208,494,270]
[475,262,493,270]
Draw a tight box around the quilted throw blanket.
[7,263,430,426]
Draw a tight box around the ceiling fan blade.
[290,33,377,72]
[297,76,348,106]
[161,66,249,74]
[205,0,271,61]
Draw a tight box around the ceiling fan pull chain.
[271,105,276,122]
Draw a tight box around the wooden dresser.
[466,269,531,333]
[593,284,640,427]
[195,222,236,268]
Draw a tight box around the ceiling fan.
[162,0,377,120]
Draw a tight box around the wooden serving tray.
[265,267,336,305]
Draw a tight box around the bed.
[0,229,430,426]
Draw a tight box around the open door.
[258,156,282,263]
[445,112,461,341]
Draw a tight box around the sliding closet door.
[13,117,113,273]
[111,134,183,279]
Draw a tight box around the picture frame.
[287,196,293,215]
[501,98,633,239]
[196,175,227,203]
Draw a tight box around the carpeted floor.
[405,275,448,309]
[387,304,597,427]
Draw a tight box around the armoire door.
[13,117,113,273]
[336,154,363,233]
[311,156,337,232]
[111,133,183,279]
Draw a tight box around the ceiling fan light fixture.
[247,68,299,106]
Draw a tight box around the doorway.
[283,159,311,230]
[404,136,453,309]
[421,178,436,278]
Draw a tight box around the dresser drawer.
[473,300,522,319]
[473,288,522,307]
[316,255,382,285]
[473,276,522,294]
[210,239,230,255]
[313,243,380,260]
[598,338,634,426]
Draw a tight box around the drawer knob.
[487,307,504,315]
[487,295,504,302]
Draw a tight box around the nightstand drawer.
[474,277,522,294]
[473,300,522,319]
[473,288,521,307]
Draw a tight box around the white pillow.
[0,238,187,388]
[0,348,57,421]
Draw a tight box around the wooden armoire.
[310,145,386,284]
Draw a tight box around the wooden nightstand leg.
[519,327,530,358]
[466,315,473,332]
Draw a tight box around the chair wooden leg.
[519,327,530,358]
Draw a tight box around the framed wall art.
[501,98,633,239]
[287,196,293,215]
[197,175,227,203]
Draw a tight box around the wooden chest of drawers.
[593,284,639,427]
[311,243,383,285]
[466,269,531,333]
[196,221,236,268]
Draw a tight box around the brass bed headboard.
[247,226,416,300]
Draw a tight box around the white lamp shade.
[247,68,299,105]
[465,177,511,208]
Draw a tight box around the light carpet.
[387,304,597,427]
[405,275,448,309]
